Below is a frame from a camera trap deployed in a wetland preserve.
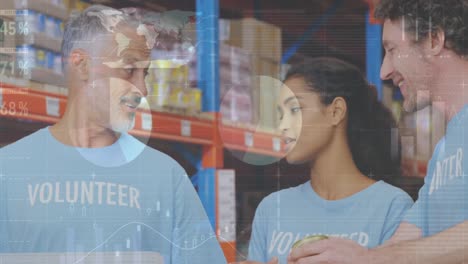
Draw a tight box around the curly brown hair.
[375,0,468,57]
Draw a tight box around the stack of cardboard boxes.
[0,10,17,83]
[221,18,282,130]
[146,57,202,115]
[185,43,253,122]
[1,4,284,128]
[0,0,81,95]
[218,44,254,126]
[148,16,283,126]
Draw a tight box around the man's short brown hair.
[375,0,468,57]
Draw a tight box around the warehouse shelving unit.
[0,85,283,156]
[1,0,428,262]
[0,0,286,261]
[0,75,283,263]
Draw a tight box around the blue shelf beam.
[196,0,220,112]
[366,10,383,100]
[196,0,220,230]
[281,0,344,64]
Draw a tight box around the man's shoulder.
[370,181,414,209]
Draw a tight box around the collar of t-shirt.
[44,126,145,168]
[300,180,384,210]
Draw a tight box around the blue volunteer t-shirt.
[0,127,226,263]
[404,105,468,237]
[248,180,413,264]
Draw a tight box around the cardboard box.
[190,44,252,88]
[219,44,252,70]
[0,16,17,79]
[221,88,253,124]
[68,0,91,12]
[148,83,201,113]
[250,57,281,129]
[224,18,282,61]
[15,0,69,21]
[0,16,16,79]
[252,56,281,80]
[220,64,251,88]
[220,56,282,129]
[0,16,16,49]
[148,82,171,109]
[28,67,65,86]
[146,60,192,110]
[16,32,62,53]
[254,75,281,129]
[183,88,202,113]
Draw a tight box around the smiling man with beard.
[0,5,226,264]
[287,0,468,264]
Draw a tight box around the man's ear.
[428,29,445,56]
[69,49,89,81]
[328,97,347,126]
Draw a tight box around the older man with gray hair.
[0,5,226,264]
